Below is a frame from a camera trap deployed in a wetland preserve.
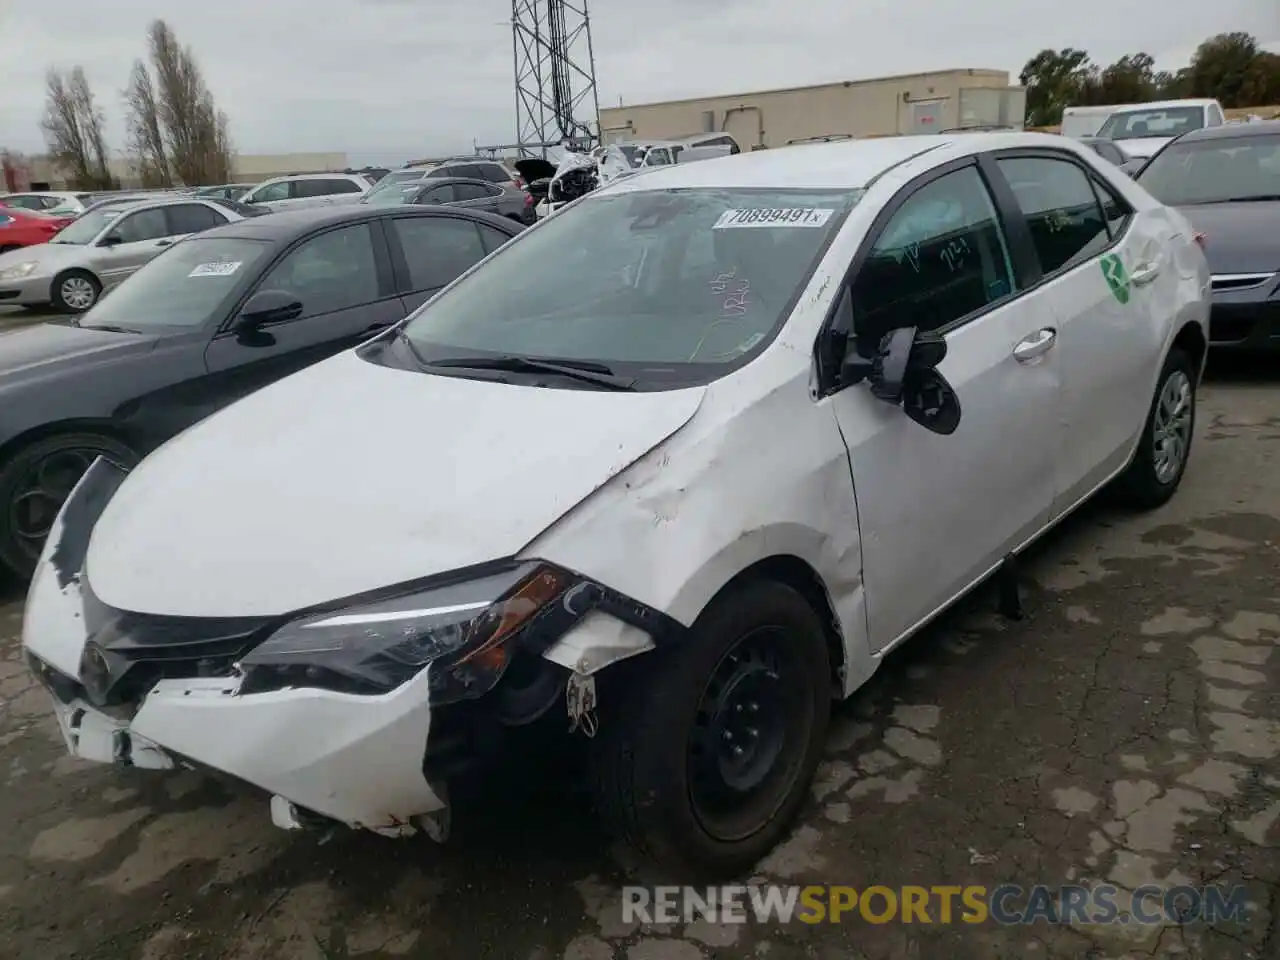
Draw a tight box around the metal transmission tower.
[511,0,601,158]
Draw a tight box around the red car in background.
[0,207,74,252]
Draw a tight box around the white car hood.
[85,349,706,617]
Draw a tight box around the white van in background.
[1060,105,1118,139]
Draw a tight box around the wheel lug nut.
[732,745,744,757]
[747,727,758,738]
[723,730,733,742]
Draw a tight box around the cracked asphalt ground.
[1,360,1278,960]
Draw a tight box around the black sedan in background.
[0,204,523,577]
[1135,121,1280,350]
[360,175,533,224]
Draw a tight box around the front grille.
[80,578,272,708]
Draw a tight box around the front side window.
[850,167,1013,345]
[256,224,381,317]
[112,208,170,243]
[996,157,1109,274]
[1136,133,1280,205]
[400,188,859,381]
[49,208,127,245]
[1097,106,1206,140]
[80,238,272,332]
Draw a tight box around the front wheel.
[51,270,101,313]
[1115,348,1196,510]
[591,580,831,878]
[0,432,138,579]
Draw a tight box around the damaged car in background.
[24,132,1209,877]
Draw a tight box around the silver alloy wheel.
[1152,370,1192,484]
[60,276,97,311]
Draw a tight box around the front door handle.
[1013,327,1057,362]
[1130,261,1161,286]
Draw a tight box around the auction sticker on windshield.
[714,208,834,229]
[188,261,242,278]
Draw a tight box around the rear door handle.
[155,239,173,247]
[1131,261,1161,286]
[1013,327,1057,361]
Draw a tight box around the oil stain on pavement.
[0,375,1277,960]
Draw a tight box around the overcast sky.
[2,0,1276,166]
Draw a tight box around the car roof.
[1174,120,1280,142]
[402,176,499,188]
[1108,99,1217,114]
[193,203,521,243]
[261,172,364,183]
[601,132,1079,192]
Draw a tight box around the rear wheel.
[0,432,138,579]
[51,270,101,313]
[1115,348,1196,509]
[592,580,830,878]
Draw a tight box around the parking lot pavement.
[1,364,1277,960]
[0,304,56,330]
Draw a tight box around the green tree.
[1188,32,1261,107]
[1019,48,1098,125]
[1093,53,1158,104]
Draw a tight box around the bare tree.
[123,19,234,186]
[41,67,118,189]
[123,60,172,187]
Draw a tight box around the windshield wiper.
[428,354,638,390]
[80,323,142,334]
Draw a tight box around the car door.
[384,213,504,312]
[987,151,1167,514]
[450,181,502,213]
[825,159,1059,652]
[92,207,173,290]
[202,220,404,407]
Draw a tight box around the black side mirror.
[840,326,962,436]
[234,289,301,345]
[98,233,122,247]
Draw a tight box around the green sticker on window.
[1100,253,1131,304]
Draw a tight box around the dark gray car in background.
[1134,120,1280,350]
[360,176,533,224]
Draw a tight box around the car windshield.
[1136,133,1280,205]
[400,187,860,383]
[78,237,272,332]
[48,208,128,244]
[361,182,422,206]
[362,171,428,202]
[1097,106,1205,140]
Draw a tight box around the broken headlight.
[236,562,576,701]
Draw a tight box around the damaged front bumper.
[22,458,679,839]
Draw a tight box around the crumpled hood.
[1114,136,1174,160]
[1176,201,1280,275]
[85,348,707,618]
[0,240,86,274]
[0,322,153,380]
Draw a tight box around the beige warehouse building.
[25,152,350,190]
[599,68,1027,149]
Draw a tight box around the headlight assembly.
[236,562,578,702]
[0,261,40,280]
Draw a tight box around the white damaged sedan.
[23,132,1210,877]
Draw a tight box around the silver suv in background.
[361,158,522,204]
[239,173,372,212]
[360,176,533,224]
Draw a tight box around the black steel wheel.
[0,432,137,579]
[592,579,830,878]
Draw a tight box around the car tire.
[50,269,101,313]
[0,432,137,580]
[1115,348,1196,510]
[591,580,831,879]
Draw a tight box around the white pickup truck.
[1094,99,1228,161]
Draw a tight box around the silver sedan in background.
[0,197,247,313]
[359,176,533,224]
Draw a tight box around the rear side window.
[477,163,511,183]
[996,157,1110,275]
[390,216,489,292]
[297,178,361,197]
[422,185,457,203]
[167,203,225,234]
[850,166,1015,343]
[453,183,493,201]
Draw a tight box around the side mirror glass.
[840,326,962,435]
[234,289,301,345]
